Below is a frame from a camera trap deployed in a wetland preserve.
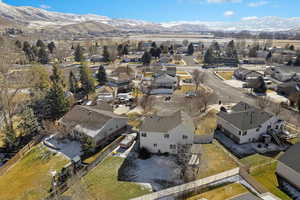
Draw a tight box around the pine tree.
[142,51,152,66]
[266,51,272,61]
[151,42,157,48]
[15,40,22,49]
[69,71,79,94]
[36,39,45,48]
[44,64,69,120]
[38,47,49,64]
[102,46,110,62]
[96,65,107,86]
[74,45,85,62]
[187,43,194,55]
[123,44,129,55]
[204,48,213,64]
[79,63,96,98]
[117,44,124,56]
[47,42,56,54]
[18,106,40,137]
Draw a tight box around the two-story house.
[217,102,284,144]
[139,111,195,154]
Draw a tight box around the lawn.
[187,183,248,200]
[240,154,274,169]
[0,144,69,200]
[250,161,292,200]
[197,141,238,179]
[65,156,151,200]
[216,71,234,80]
[195,110,217,135]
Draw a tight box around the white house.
[217,102,284,144]
[139,111,195,154]
[59,105,128,148]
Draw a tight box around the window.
[164,134,170,139]
[256,128,260,132]
[238,131,242,136]
[153,144,157,147]
[242,131,247,136]
[170,144,176,149]
[141,133,147,137]
[182,135,188,139]
[275,125,279,130]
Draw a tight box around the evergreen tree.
[204,49,213,64]
[290,45,295,51]
[142,51,152,66]
[74,45,85,62]
[150,47,156,57]
[44,64,69,120]
[123,44,129,55]
[79,63,96,98]
[187,43,194,55]
[18,106,40,137]
[47,42,56,54]
[32,45,39,57]
[96,65,107,86]
[117,44,124,56]
[15,40,22,49]
[36,39,45,48]
[38,47,49,64]
[266,51,272,61]
[151,42,157,48]
[102,46,110,62]
[69,71,79,94]
[226,40,237,58]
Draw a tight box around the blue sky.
[2,0,300,22]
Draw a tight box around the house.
[276,143,300,196]
[243,58,266,65]
[217,102,284,144]
[59,105,128,149]
[96,86,117,101]
[149,72,178,95]
[265,66,300,82]
[234,68,263,81]
[139,111,195,154]
[277,82,300,97]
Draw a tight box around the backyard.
[65,156,151,200]
[197,141,238,179]
[187,183,249,200]
[195,109,217,135]
[241,155,292,200]
[0,144,69,200]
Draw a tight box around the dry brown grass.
[216,71,234,80]
[0,144,68,200]
[195,109,217,135]
[187,183,248,200]
[197,141,238,179]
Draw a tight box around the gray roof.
[278,142,300,174]
[230,193,262,200]
[217,102,274,131]
[140,111,194,133]
[60,105,126,135]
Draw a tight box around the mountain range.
[1,2,300,34]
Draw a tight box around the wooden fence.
[0,135,44,176]
[44,135,125,200]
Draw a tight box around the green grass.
[187,183,248,200]
[197,141,238,179]
[0,144,69,200]
[65,156,151,200]
[240,154,274,168]
[216,72,234,80]
[250,161,292,200]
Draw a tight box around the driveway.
[182,55,197,66]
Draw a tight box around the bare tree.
[192,69,205,91]
[256,96,271,110]
[0,37,25,148]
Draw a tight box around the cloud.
[224,10,235,17]
[40,4,51,9]
[242,16,259,20]
[248,1,268,7]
